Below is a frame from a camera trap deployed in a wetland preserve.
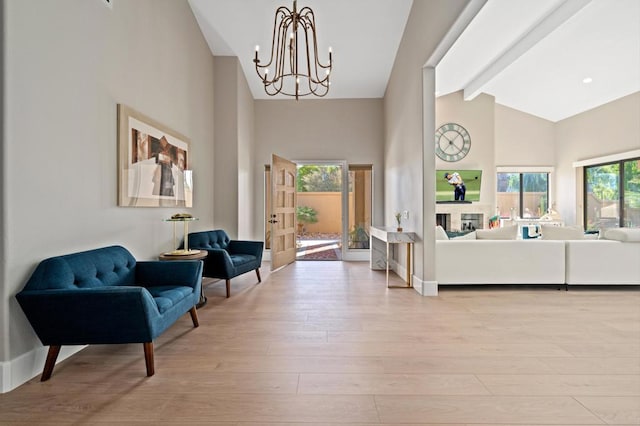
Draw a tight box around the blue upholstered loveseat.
[187,230,263,298]
[16,245,202,381]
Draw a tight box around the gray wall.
[495,103,556,167]
[555,92,640,225]
[213,56,255,240]
[384,0,470,283]
[2,0,215,390]
[213,57,240,237]
[236,61,256,240]
[436,91,497,207]
[253,99,385,241]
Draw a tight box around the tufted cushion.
[25,246,136,291]
[187,230,230,250]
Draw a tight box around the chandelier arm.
[300,12,331,83]
[254,1,331,99]
[262,8,288,68]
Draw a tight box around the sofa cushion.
[452,231,477,240]
[475,225,517,240]
[603,227,640,242]
[146,285,195,314]
[230,253,258,267]
[435,226,449,240]
[541,225,583,240]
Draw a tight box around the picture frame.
[117,104,193,207]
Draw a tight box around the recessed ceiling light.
[583,77,593,84]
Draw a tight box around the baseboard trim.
[412,277,439,296]
[1,345,85,393]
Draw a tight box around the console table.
[369,226,417,288]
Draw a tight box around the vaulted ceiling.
[189,0,640,122]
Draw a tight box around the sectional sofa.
[436,226,640,286]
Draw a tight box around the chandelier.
[253,0,332,100]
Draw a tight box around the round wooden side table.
[159,250,208,308]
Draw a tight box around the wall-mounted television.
[436,169,482,202]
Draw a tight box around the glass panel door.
[585,163,620,231]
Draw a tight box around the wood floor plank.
[374,395,605,424]
[477,374,640,396]
[575,396,640,425]
[298,372,490,395]
[2,261,638,425]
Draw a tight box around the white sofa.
[436,240,565,284]
[566,240,640,285]
[435,226,640,286]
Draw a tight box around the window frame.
[582,157,639,230]
[496,166,553,219]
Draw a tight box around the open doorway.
[296,162,344,260]
[264,161,373,262]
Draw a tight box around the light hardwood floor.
[2,261,639,425]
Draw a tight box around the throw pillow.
[452,231,476,240]
[475,225,517,240]
[435,225,449,240]
[604,228,640,242]
[541,225,583,240]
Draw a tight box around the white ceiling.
[188,0,413,99]
[189,0,640,122]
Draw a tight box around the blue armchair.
[16,245,202,381]
[187,230,263,298]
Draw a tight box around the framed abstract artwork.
[117,104,193,207]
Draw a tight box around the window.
[497,172,549,219]
[347,165,372,249]
[584,157,639,231]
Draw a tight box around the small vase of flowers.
[395,212,403,232]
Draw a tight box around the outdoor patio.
[297,233,342,260]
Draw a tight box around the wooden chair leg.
[256,268,262,283]
[189,306,199,327]
[226,279,231,298]
[143,342,154,377]
[41,345,61,382]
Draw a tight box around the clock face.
[435,123,471,162]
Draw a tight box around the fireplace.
[435,204,493,232]
[461,213,483,231]
[436,213,450,230]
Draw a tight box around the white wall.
[253,99,385,241]
[555,91,640,225]
[2,0,215,391]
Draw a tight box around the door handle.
[268,219,279,224]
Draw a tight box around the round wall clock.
[435,122,471,162]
